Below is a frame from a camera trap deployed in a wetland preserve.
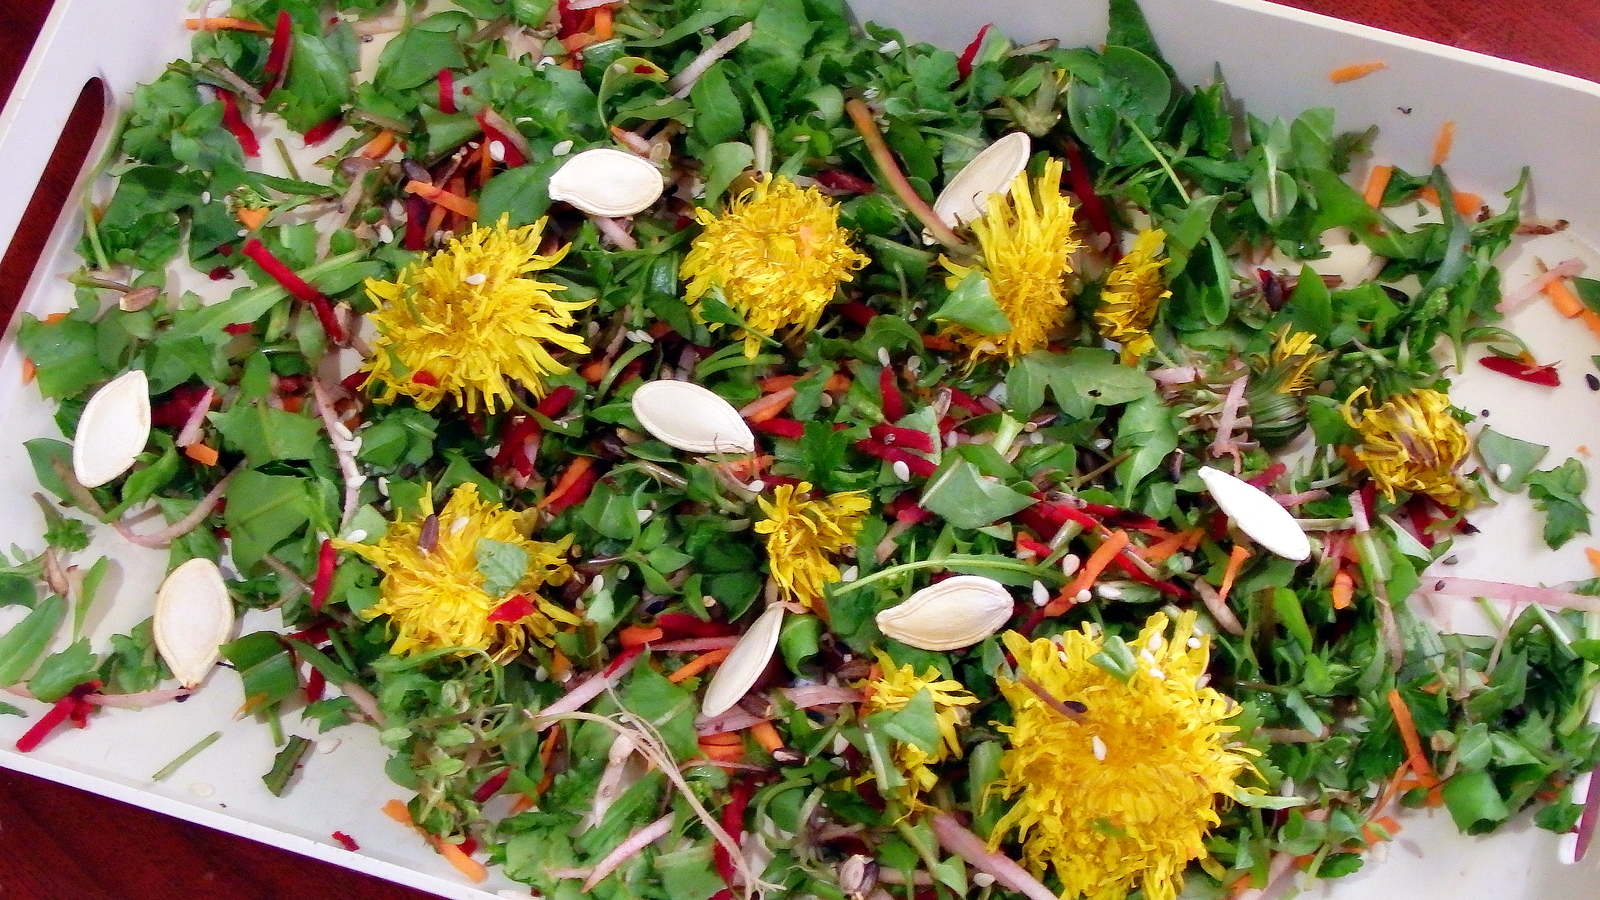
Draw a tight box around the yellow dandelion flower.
[1344,387,1471,507]
[1093,228,1171,362]
[361,215,592,414]
[680,175,869,356]
[1261,327,1330,395]
[939,157,1082,362]
[336,483,579,658]
[754,481,870,609]
[862,651,979,806]
[990,611,1253,900]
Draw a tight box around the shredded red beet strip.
[1108,553,1191,598]
[1477,355,1561,386]
[868,423,934,453]
[886,492,934,524]
[303,114,343,146]
[488,595,536,623]
[241,238,346,343]
[955,23,992,81]
[603,645,645,678]
[556,0,587,38]
[332,831,360,852]
[475,111,528,167]
[1245,461,1288,490]
[1063,142,1120,261]
[310,538,336,612]
[1028,499,1100,531]
[855,439,938,477]
[753,418,805,440]
[1078,502,1160,532]
[814,169,875,194]
[403,193,430,250]
[304,665,327,704]
[262,10,292,98]
[945,387,989,416]
[654,613,740,639]
[438,68,456,114]
[879,366,906,422]
[834,300,877,327]
[714,776,755,888]
[218,89,260,158]
[15,681,101,752]
[1014,533,1053,557]
[472,767,511,803]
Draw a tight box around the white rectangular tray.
[1,1,1598,898]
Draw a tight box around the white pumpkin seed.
[931,132,1031,230]
[1197,467,1311,561]
[632,380,756,456]
[702,603,785,717]
[547,148,664,217]
[875,574,1014,651]
[153,558,235,689]
[72,369,152,488]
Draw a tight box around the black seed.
[1585,373,1598,391]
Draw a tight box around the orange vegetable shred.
[1329,60,1388,83]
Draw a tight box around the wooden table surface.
[0,2,1597,899]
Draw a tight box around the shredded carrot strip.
[382,798,413,825]
[920,334,957,351]
[594,6,614,40]
[619,624,664,648]
[236,206,269,231]
[750,720,785,753]
[437,840,489,883]
[1542,273,1586,318]
[759,374,803,393]
[1386,688,1439,789]
[21,357,35,385]
[477,138,494,186]
[698,736,745,762]
[184,443,220,466]
[281,395,304,415]
[1331,569,1355,610]
[508,793,536,815]
[1362,164,1393,209]
[1579,309,1600,344]
[537,456,595,510]
[1045,529,1131,614]
[1140,528,1199,564]
[1416,185,1483,217]
[740,387,797,423]
[562,33,602,53]
[360,129,396,160]
[405,179,479,220]
[1216,544,1252,605]
[549,646,572,682]
[579,358,609,384]
[185,16,271,34]
[44,312,69,324]
[698,731,743,747]
[1585,547,1600,577]
[668,646,732,684]
[1329,60,1387,83]
[1431,121,1456,167]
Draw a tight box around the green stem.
[152,730,223,781]
[990,415,1025,457]
[81,193,110,272]
[844,98,969,254]
[1125,118,1190,204]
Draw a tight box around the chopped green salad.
[5,0,1600,898]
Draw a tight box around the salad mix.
[4,0,1600,898]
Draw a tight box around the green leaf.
[264,735,314,796]
[28,638,98,703]
[1573,276,1600,314]
[1113,393,1179,505]
[779,612,822,674]
[17,316,108,400]
[224,470,313,571]
[931,272,1011,335]
[0,594,67,686]
[476,538,530,598]
[1008,347,1155,419]
[697,141,755,207]
[477,158,562,227]
[1526,458,1591,549]
[374,15,468,93]
[1476,427,1548,492]
[213,400,324,466]
[1441,769,1511,834]
[919,459,1035,530]
[271,30,352,132]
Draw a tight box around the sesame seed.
[488,141,506,163]
[465,273,488,285]
[200,191,211,204]
[1060,553,1081,577]
[552,140,574,157]
[1074,588,1092,604]
[1187,636,1202,649]
[1495,463,1512,482]
[377,224,395,244]
[1097,583,1123,600]
[1147,632,1163,651]
[906,357,922,376]
[1031,580,1050,607]
[591,575,606,596]
[450,516,470,534]
[877,347,892,367]
[635,509,654,523]
[840,565,859,583]
[1091,735,1107,761]
[973,874,996,888]
[1148,668,1165,680]
[892,460,912,482]
[345,529,368,543]
[746,480,766,493]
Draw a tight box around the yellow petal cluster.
[990,611,1252,900]
[336,483,578,659]
[940,157,1082,362]
[361,216,592,414]
[1345,387,1470,507]
[680,176,869,356]
[754,481,870,609]
[863,651,978,807]
[1263,327,1330,395]
[1093,228,1171,362]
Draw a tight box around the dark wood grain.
[0,2,1596,899]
